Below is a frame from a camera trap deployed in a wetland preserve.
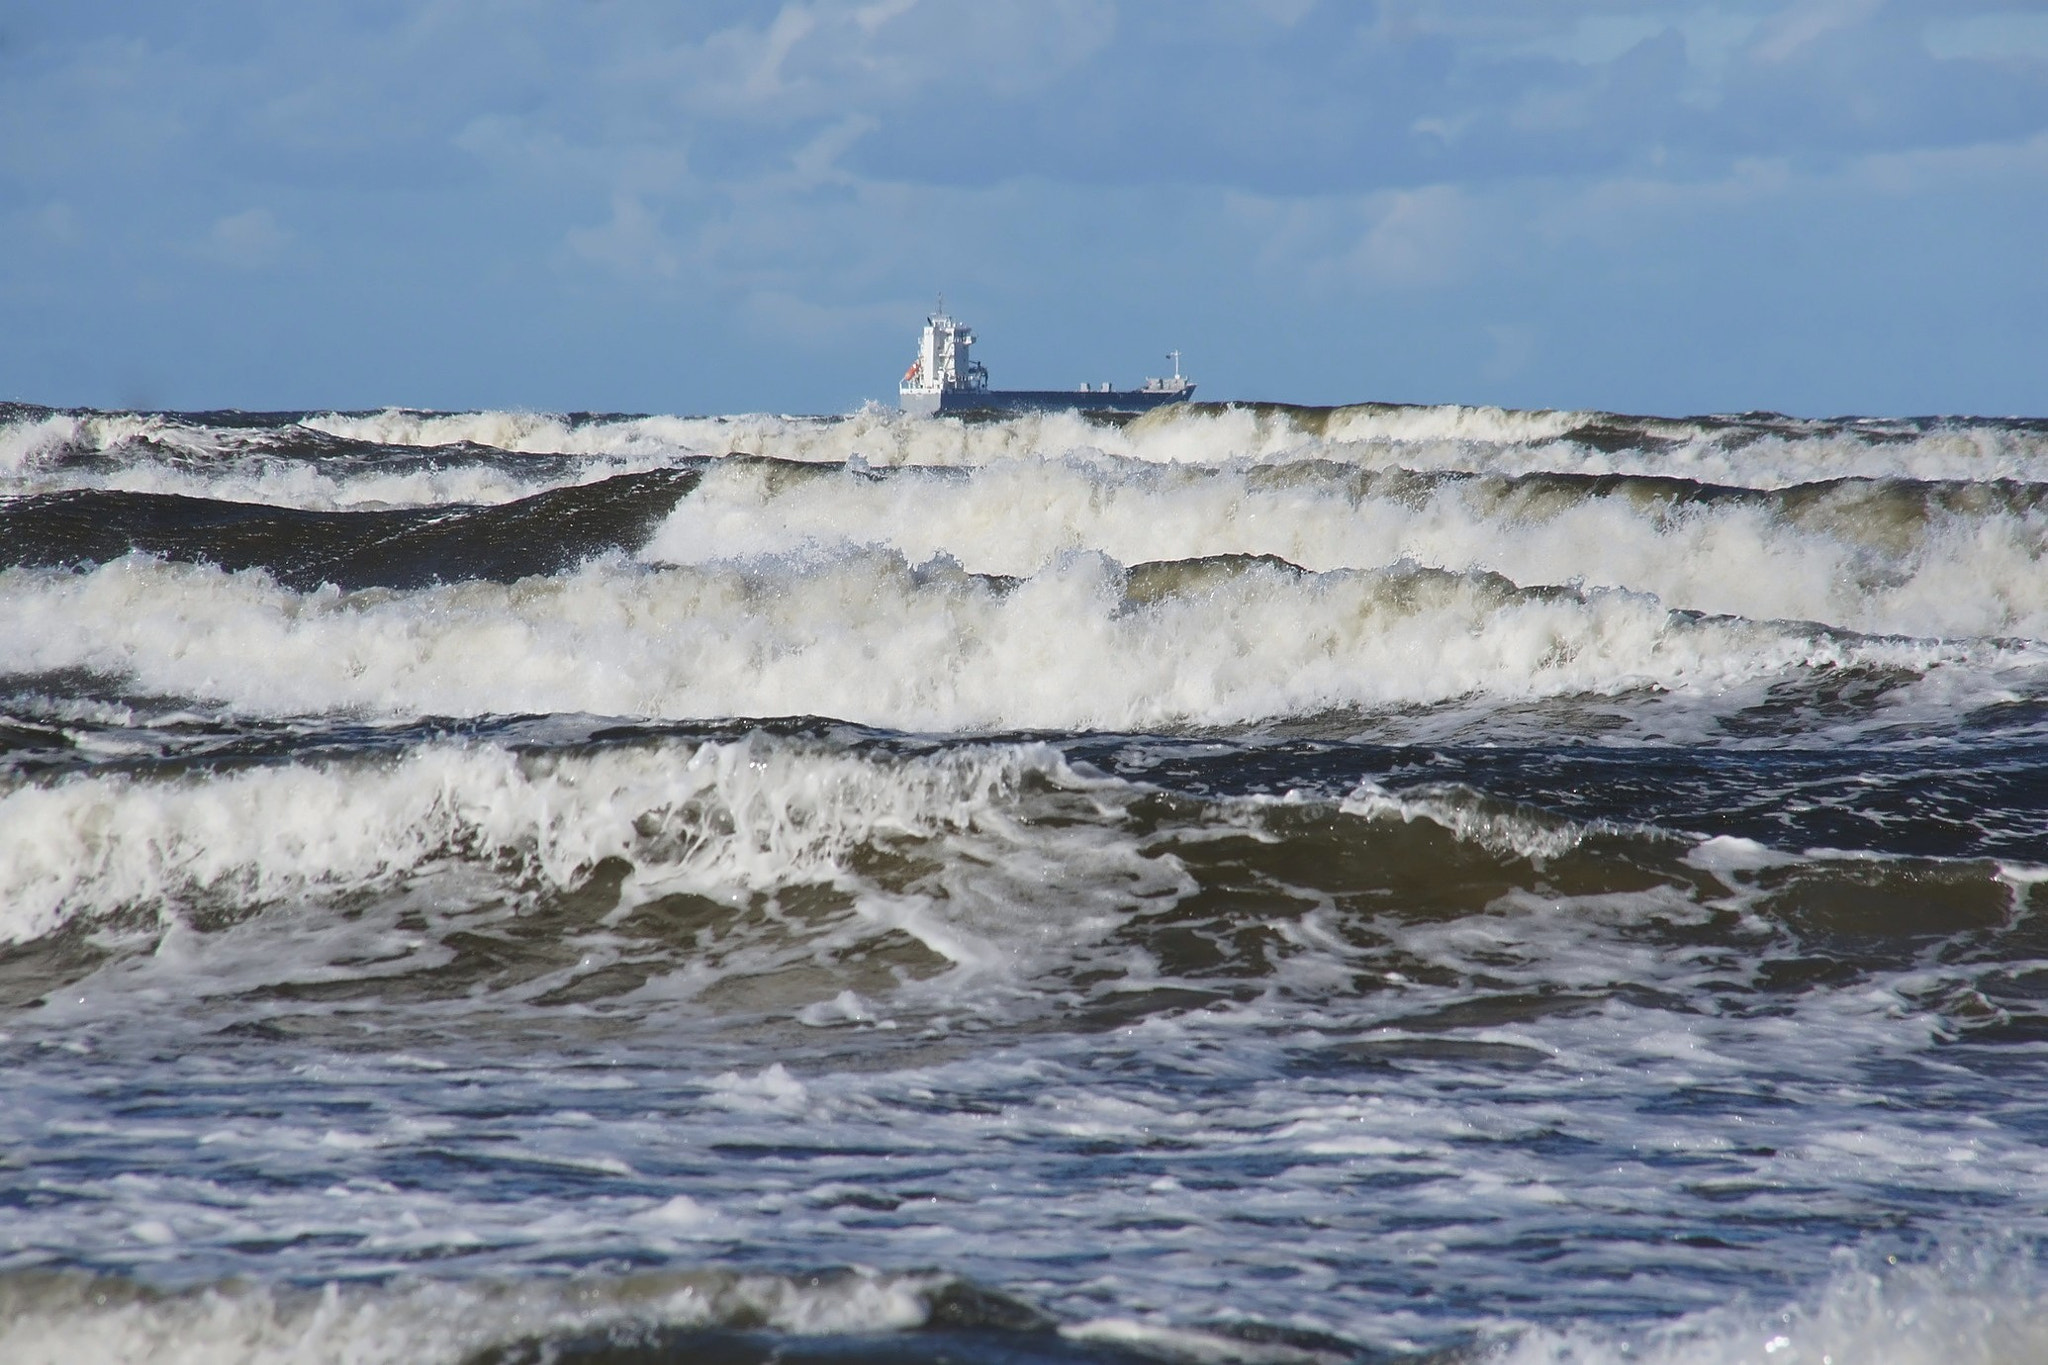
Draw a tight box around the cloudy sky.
[3,1,2045,415]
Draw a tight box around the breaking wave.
[0,1267,1037,1365]
[2,1245,2043,1365]
[9,400,2048,496]
[0,548,2004,729]
[645,456,2048,640]
[7,398,2048,1364]
[0,735,1098,949]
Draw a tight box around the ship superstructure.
[898,303,1194,415]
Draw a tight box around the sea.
[1,397,2046,1364]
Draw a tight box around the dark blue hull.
[925,387,1194,415]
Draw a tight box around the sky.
[2,0,2045,417]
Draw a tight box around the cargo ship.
[898,303,1194,415]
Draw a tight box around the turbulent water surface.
[3,399,2047,1364]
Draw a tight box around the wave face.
[4,400,2048,1364]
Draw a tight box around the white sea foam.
[0,552,2001,731]
[11,403,2048,501]
[1334,781,1592,863]
[8,399,2048,1365]
[1157,403,2048,488]
[80,455,659,512]
[0,411,85,475]
[1,766,2039,1357]
[15,437,2048,640]
[0,1268,949,1365]
[0,411,276,476]
[0,412,666,511]
[647,455,2048,641]
[0,736,1122,949]
[1062,1316,1339,1363]
[3,1002,2036,1364]
[297,403,2048,487]
[299,404,1172,468]
[1495,1249,2048,1365]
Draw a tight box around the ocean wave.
[295,401,2048,489]
[13,449,2048,639]
[288,401,2048,488]
[0,469,699,590]
[9,396,2048,1365]
[0,405,305,476]
[0,1225,2040,1365]
[1496,1246,2048,1365]
[1145,402,2048,488]
[0,735,1111,950]
[1332,780,1595,863]
[0,1267,1004,1365]
[0,546,2009,730]
[8,724,2035,1056]
[0,405,667,511]
[647,457,2048,641]
[11,402,2048,499]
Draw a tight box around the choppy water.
[3,398,2047,1364]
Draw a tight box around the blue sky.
[3,1,2044,416]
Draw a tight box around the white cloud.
[1849,126,2048,195]
[1412,111,1479,146]
[566,193,680,280]
[741,3,821,102]
[1523,155,1792,254]
[5,0,2045,412]
[1508,82,1598,134]
[739,289,911,351]
[1483,322,1538,381]
[853,0,921,35]
[626,0,1115,123]
[1749,0,1882,63]
[199,208,290,268]
[1238,183,1474,293]
[1346,185,1473,287]
[1925,12,2048,63]
[34,202,81,247]
[787,115,881,187]
[1245,0,1320,25]
[1489,14,1674,65]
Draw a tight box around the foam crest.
[648,457,2048,640]
[1498,1249,2048,1365]
[1117,398,1592,452]
[295,403,1616,473]
[1300,405,2048,488]
[80,456,658,513]
[1335,781,1592,863]
[1,552,1987,730]
[16,441,2048,640]
[0,410,85,475]
[0,1267,956,1365]
[1121,403,2048,487]
[18,404,2048,508]
[0,409,265,475]
[0,735,1081,946]
[1318,401,1598,445]
[0,420,667,514]
[298,404,1192,470]
[299,407,694,457]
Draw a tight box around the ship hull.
[902,387,1194,416]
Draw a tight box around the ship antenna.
[936,292,945,318]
